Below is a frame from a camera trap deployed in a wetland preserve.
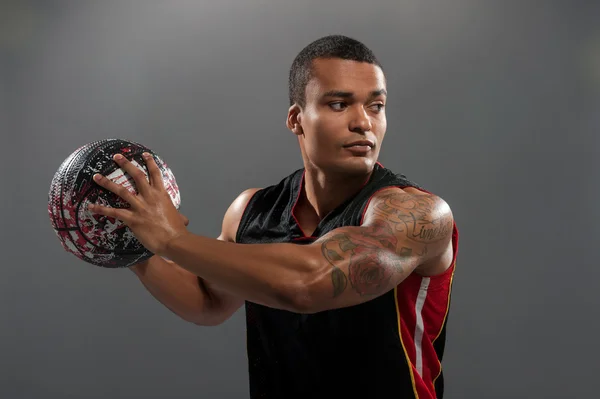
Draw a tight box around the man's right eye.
[329,102,347,110]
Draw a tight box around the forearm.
[162,233,319,312]
[131,255,222,325]
[161,217,446,314]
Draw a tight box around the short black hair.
[288,35,383,108]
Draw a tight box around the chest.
[239,200,362,245]
[293,210,320,238]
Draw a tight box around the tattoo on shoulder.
[371,191,453,244]
[319,190,453,299]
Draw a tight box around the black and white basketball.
[48,139,181,268]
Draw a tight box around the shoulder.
[365,186,452,219]
[363,186,454,247]
[220,188,262,242]
[218,169,302,242]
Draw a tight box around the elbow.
[189,318,225,327]
[178,311,215,327]
[277,284,315,314]
[273,270,323,314]
[179,305,228,327]
[186,313,228,327]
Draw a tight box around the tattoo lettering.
[372,192,453,244]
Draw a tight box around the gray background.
[2,0,599,398]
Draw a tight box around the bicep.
[199,234,245,318]
[315,223,420,301]
[305,189,454,311]
[200,278,245,322]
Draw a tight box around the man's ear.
[286,104,303,136]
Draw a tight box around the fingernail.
[142,152,150,158]
[93,174,101,181]
[113,154,123,161]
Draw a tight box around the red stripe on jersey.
[396,254,456,398]
[432,226,458,387]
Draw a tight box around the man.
[88,35,459,398]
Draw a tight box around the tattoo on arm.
[371,192,453,243]
[320,221,404,298]
[318,191,453,299]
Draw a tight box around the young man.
[89,35,459,398]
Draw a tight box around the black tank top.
[236,163,457,399]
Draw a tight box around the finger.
[87,203,133,224]
[142,152,165,189]
[93,173,141,208]
[112,153,151,196]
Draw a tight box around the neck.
[299,165,373,220]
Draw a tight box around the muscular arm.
[163,187,454,314]
[316,188,454,303]
[130,188,258,325]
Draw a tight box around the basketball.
[48,139,181,268]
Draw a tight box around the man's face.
[289,58,387,176]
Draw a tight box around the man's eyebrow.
[371,89,387,97]
[322,90,353,98]
[321,89,387,99]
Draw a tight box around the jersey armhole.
[234,189,263,243]
[426,223,459,289]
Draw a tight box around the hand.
[88,152,189,256]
